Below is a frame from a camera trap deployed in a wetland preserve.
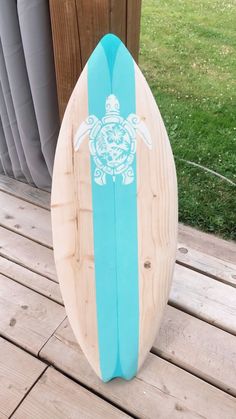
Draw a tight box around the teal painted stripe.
[88,34,139,381]
[88,42,118,381]
[112,43,139,379]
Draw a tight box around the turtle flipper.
[122,167,134,185]
[74,115,98,151]
[127,114,152,149]
[94,168,106,185]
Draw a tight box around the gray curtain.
[0,0,59,190]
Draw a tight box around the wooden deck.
[0,173,236,418]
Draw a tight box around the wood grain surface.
[154,305,236,396]
[135,63,178,367]
[0,173,235,417]
[0,256,62,304]
[0,174,50,209]
[51,67,100,376]
[0,227,56,280]
[12,367,129,419]
[51,40,178,379]
[0,338,46,417]
[1,223,235,337]
[0,191,52,247]
[2,177,234,287]
[40,319,236,419]
[0,274,65,354]
[49,0,82,120]
[49,0,142,118]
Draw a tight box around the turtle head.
[105,94,120,115]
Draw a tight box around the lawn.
[140,0,236,240]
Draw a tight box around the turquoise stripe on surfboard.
[112,42,139,378]
[88,41,118,380]
[88,34,139,381]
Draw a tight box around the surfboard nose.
[100,33,123,46]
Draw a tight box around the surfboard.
[51,34,178,382]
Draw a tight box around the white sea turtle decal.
[74,94,152,185]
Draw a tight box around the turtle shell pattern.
[89,114,136,179]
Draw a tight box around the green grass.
[140,0,236,240]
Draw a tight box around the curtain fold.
[0,155,4,174]
[0,81,23,180]
[0,117,14,177]
[0,0,60,190]
[18,0,60,176]
[0,39,31,182]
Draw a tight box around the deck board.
[40,320,236,419]
[12,367,129,419]
[0,274,65,354]
[178,223,236,265]
[0,175,235,418]
[1,225,236,335]
[154,305,236,396]
[0,190,52,247]
[0,256,62,304]
[2,252,235,395]
[0,338,46,418]
[0,227,56,281]
[171,264,236,335]
[0,175,50,209]
[1,174,235,287]
[41,314,236,398]
[177,242,236,287]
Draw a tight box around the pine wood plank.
[40,319,236,419]
[110,0,127,44]
[179,223,236,265]
[0,184,233,287]
[0,256,62,304]
[51,38,178,379]
[49,1,142,118]
[51,68,101,376]
[177,242,236,287]
[39,301,236,398]
[2,252,234,395]
[0,174,50,209]
[0,338,46,418]
[171,264,236,335]
[134,63,178,365]
[2,191,234,291]
[49,0,82,120]
[0,274,65,354]
[0,191,52,248]
[1,175,234,288]
[127,0,142,61]
[12,367,129,419]
[76,0,110,67]
[1,224,235,335]
[0,227,56,281]
[154,305,236,396]
[2,184,234,289]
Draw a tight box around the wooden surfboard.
[51,34,178,382]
